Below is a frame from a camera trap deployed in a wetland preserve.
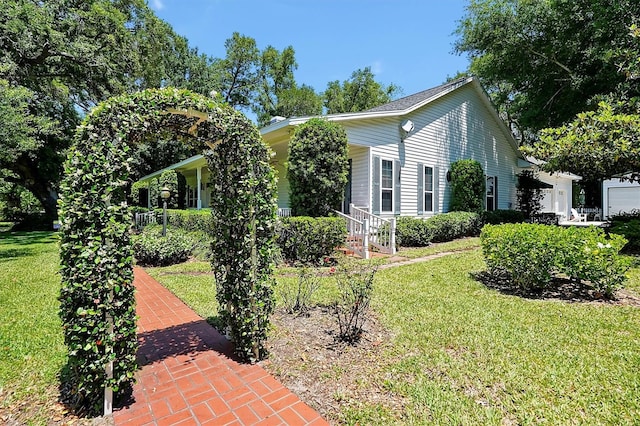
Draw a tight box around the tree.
[524,101,640,182]
[516,170,543,219]
[0,0,204,224]
[271,84,323,122]
[287,118,349,216]
[324,67,402,114]
[455,0,640,141]
[449,159,485,212]
[211,32,260,110]
[252,45,323,126]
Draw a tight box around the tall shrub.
[287,118,349,216]
[516,170,543,219]
[449,159,485,212]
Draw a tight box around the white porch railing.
[134,211,157,229]
[348,204,396,255]
[277,207,292,217]
[334,211,370,259]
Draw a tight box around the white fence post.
[389,218,396,255]
[363,219,370,259]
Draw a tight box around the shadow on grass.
[0,231,58,247]
[472,271,606,303]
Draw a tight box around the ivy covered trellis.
[58,88,277,413]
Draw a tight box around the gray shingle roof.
[365,77,470,113]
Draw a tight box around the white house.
[603,178,640,219]
[263,77,574,219]
[136,77,576,255]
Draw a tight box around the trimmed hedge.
[132,225,196,266]
[481,223,630,297]
[481,209,526,225]
[163,208,214,233]
[277,216,347,264]
[609,211,640,253]
[395,212,482,247]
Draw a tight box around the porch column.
[147,181,151,209]
[196,167,202,210]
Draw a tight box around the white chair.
[570,208,587,222]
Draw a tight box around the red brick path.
[112,267,328,426]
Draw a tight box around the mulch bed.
[260,306,407,424]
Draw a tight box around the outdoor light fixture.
[161,186,171,236]
[400,119,415,142]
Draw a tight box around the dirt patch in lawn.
[259,306,407,424]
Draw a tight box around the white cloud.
[150,0,164,10]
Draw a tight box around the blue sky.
[150,0,471,100]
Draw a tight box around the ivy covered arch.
[58,88,277,412]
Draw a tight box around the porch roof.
[137,154,206,183]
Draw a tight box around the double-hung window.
[486,175,498,211]
[381,159,394,212]
[373,156,401,215]
[424,166,434,212]
[417,163,438,215]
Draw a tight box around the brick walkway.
[112,268,328,426]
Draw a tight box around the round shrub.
[276,216,347,264]
[287,118,349,217]
[449,159,485,212]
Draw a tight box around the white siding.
[274,158,289,209]
[348,145,370,208]
[343,84,520,217]
[603,178,640,219]
[538,172,574,219]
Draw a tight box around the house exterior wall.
[603,178,640,218]
[348,145,370,209]
[273,158,290,209]
[537,172,574,220]
[341,84,520,217]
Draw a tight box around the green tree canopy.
[0,0,207,222]
[455,0,640,141]
[525,101,640,182]
[324,67,402,114]
[287,118,349,217]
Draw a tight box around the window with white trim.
[381,159,393,212]
[424,166,434,212]
[486,175,497,211]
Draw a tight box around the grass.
[0,231,66,423]
[394,237,481,259]
[372,251,640,424]
[150,246,640,425]
[2,232,639,424]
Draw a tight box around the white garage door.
[608,187,640,216]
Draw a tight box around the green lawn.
[2,233,639,424]
[0,231,66,423]
[150,247,640,425]
[372,251,640,424]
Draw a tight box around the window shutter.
[394,159,401,215]
[417,163,424,215]
[372,155,380,215]
[433,166,440,213]
[494,175,498,210]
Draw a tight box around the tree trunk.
[12,155,60,229]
